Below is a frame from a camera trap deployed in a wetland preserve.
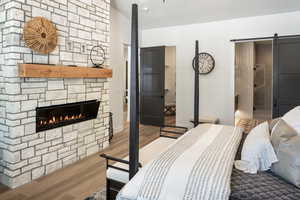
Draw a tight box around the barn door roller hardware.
[230,33,300,42]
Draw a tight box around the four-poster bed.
[100,4,141,199]
[100,6,187,199]
[101,4,300,200]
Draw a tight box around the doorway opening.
[164,46,176,122]
[124,44,129,123]
[234,40,273,124]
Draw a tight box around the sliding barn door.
[140,46,165,126]
[273,37,300,117]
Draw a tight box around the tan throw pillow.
[271,136,300,188]
[282,106,300,135]
[271,119,298,153]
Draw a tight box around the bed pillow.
[271,136,300,188]
[269,118,281,132]
[282,106,300,135]
[235,121,278,174]
[271,119,297,152]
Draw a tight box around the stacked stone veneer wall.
[0,0,111,188]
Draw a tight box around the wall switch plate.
[81,44,86,53]
[67,40,73,51]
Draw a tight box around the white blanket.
[117,124,243,200]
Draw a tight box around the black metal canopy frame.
[129,4,140,179]
[192,40,200,128]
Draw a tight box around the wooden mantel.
[19,64,112,78]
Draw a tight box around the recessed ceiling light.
[142,7,149,12]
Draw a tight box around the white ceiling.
[111,0,300,29]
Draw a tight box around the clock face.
[90,45,106,67]
[198,53,215,74]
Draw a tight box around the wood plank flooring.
[0,117,175,200]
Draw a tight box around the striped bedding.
[116,124,243,200]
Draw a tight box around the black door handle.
[273,98,277,107]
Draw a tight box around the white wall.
[110,7,130,133]
[141,11,300,127]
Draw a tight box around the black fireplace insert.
[36,100,100,132]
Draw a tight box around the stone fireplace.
[0,0,111,188]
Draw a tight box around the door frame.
[234,40,273,122]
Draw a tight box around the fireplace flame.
[38,113,84,127]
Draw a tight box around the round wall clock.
[193,52,215,74]
[23,17,58,54]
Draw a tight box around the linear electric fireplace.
[36,100,100,132]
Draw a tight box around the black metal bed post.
[129,4,140,180]
[193,40,199,128]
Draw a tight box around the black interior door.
[140,46,165,126]
[273,37,300,117]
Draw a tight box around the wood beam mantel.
[18,64,112,78]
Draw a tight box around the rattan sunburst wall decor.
[23,17,58,54]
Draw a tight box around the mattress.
[107,137,176,183]
[230,134,300,200]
